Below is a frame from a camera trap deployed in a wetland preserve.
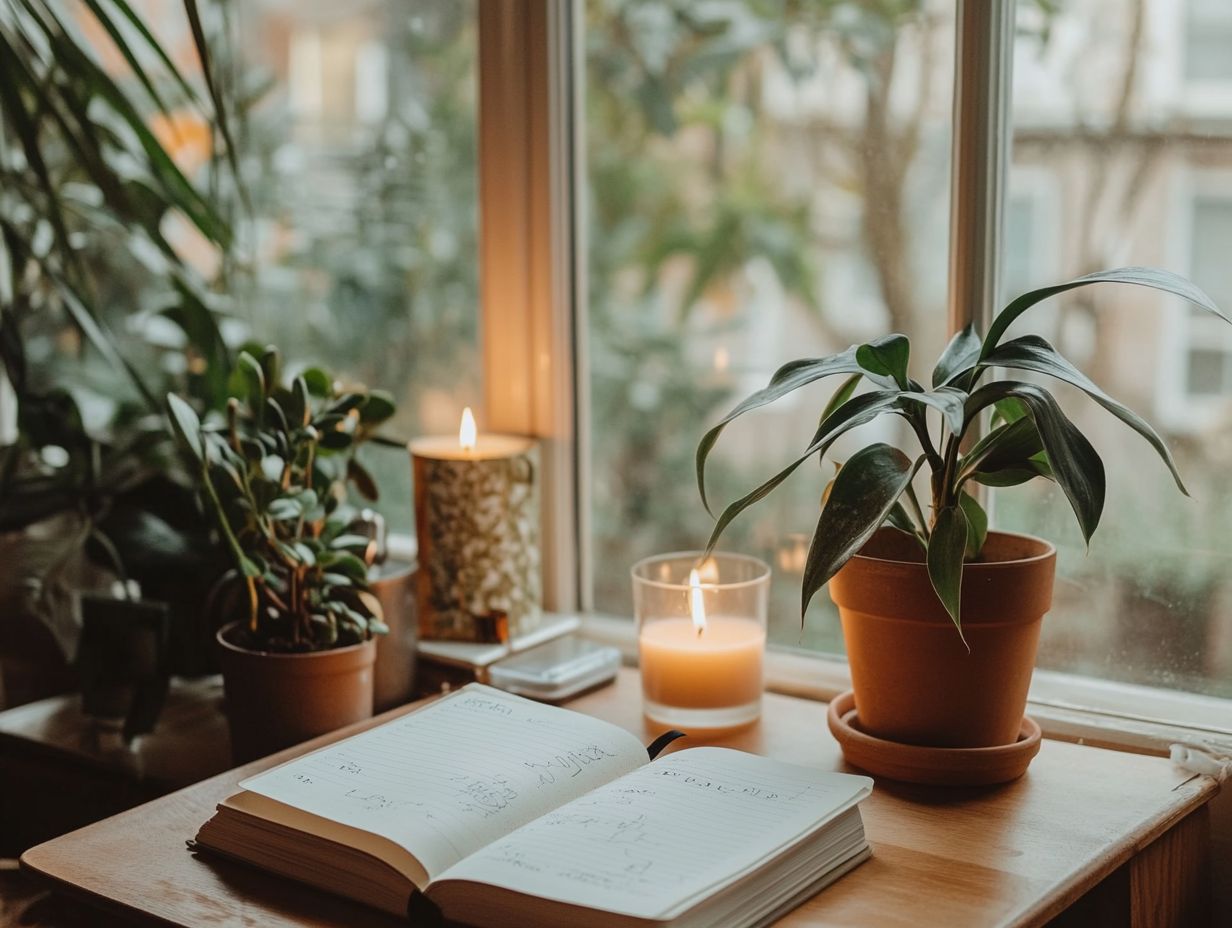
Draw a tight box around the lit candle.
[633,553,769,730]
[409,409,540,641]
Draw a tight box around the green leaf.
[970,463,1053,487]
[290,376,311,428]
[884,501,921,537]
[181,0,243,194]
[347,457,379,501]
[696,348,864,513]
[166,394,203,462]
[704,390,903,555]
[856,334,911,389]
[932,323,981,388]
[958,491,987,559]
[980,334,1187,494]
[237,352,266,406]
[800,444,921,618]
[966,382,1105,543]
[360,390,396,424]
[259,346,283,393]
[302,367,332,397]
[267,498,301,521]
[319,429,354,451]
[330,552,369,581]
[983,267,1228,360]
[819,374,863,429]
[927,505,969,646]
[959,417,1044,478]
[900,386,968,437]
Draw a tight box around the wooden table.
[20,669,1219,927]
[0,677,231,857]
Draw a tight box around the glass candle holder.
[631,552,771,730]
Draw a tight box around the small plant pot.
[216,622,376,764]
[829,528,1055,752]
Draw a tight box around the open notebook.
[193,684,872,927]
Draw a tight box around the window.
[1185,0,1232,84]
[1182,196,1232,400]
[234,0,482,533]
[583,1,956,652]
[1003,0,1232,698]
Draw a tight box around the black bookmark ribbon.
[408,889,444,925]
[646,729,687,760]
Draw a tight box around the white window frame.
[472,0,1232,754]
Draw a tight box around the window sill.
[579,613,1232,758]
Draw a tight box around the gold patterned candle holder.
[409,414,541,642]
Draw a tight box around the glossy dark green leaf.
[79,0,175,115]
[259,347,283,393]
[237,352,265,406]
[900,386,968,437]
[696,348,864,513]
[182,0,243,193]
[800,444,920,618]
[855,334,910,389]
[884,501,921,537]
[927,505,969,645]
[819,374,863,427]
[965,381,1105,544]
[347,457,379,501]
[959,416,1044,478]
[166,394,203,462]
[359,390,396,424]
[983,267,1227,359]
[932,323,981,388]
[704,390,903,555]
[958,491,987,559]
[980,334,1187,494]
[290,376,311,428]
[970,462,1052,487]
[301,367,332,397]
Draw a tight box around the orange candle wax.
[638,616,765,709]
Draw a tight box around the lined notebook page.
[437,747,872,920]
[238,685,647,878]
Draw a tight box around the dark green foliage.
[698,267,1229,639]
[166,350,396,652]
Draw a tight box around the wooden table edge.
[1004,774,1220,927]
[14,677,1225,928]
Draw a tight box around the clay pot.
[369,559,418,713]
[829,528,1055,749]
[216,622,376,764]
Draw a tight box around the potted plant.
[697,267,1229,771]
[1,0,242,710]
[167,347,396,762]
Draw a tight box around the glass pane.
[584,2,956,651]
[1005,0,1232,697]
[1185,0,1232,82]
[235,0,481,534]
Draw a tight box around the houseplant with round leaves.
[167,346,397,761]
[697,267,1229,762]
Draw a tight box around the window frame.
[471,0,1232,748]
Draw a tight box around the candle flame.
[459,407,477,452]
[689,568,707,635]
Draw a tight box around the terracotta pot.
[829,528,1055,749]
[216,622,376,764]
[369,559,418,713]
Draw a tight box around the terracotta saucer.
[826,690,1041,786]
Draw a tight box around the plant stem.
[904,480,930,540]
